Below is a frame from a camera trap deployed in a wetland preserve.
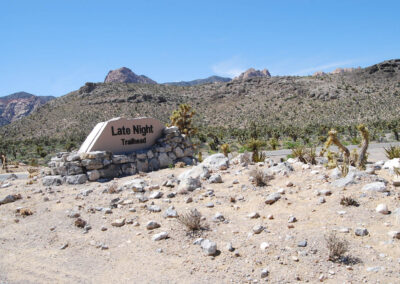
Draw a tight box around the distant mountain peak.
[164,75,231,86]
[234,68,271,80]
[104,67,157,84]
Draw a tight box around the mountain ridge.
[0,92,55,126]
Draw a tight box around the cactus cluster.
[320,124,370,175]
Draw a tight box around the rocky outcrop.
[104,67,157,84]
[331,67,360,74]
[0,92,55,126]
[44,126,195,184]
[234,68,271,80]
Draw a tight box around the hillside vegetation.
[0,59,399,162]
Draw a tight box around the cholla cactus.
[170,104,197,137]
[356,124,369,169]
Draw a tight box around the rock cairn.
[43,126,194,185]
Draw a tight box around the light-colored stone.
[200,154,229,171]
[152,232,168,241]
[265,193,281,205]
[111,218,126,227]
[376,204,389,214]
[362,182,387,192]
[209,174,223,184]
[201,239,217,255]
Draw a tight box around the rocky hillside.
[164,76,231,86]
[104,67,157,84]
[0,92,55,126]
[1,59,400,143]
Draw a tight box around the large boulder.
[383,158,400,174]
[178,165,210,181]
[42,175,63,186]
[65,174,88,185]
[178,177,201,193]
[200,154,229,171]
[362,182,388,192]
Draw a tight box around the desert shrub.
[325,233,349,261]
[340,196,359,207]
[170,104,197,137]
[177,209,207,232]
[292,146,317,164]
[384,145,400,159]
[198,151,203,163]
[18,208,33,217]
[220,143,230,157]
[65,141,76,152]
[250,168,273,187]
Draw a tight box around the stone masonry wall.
[43,126,195,186]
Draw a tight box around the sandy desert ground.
[0,152,400,284]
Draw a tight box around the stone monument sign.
[79,117,165,154]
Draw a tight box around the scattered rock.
[265,193,281,205]
[261,268,269,278]
[248,212,260,219]
[201,239,217,255]
[111,218,126,227]
[149,191,163,199]
[147,205,162,212]
[0,194,22,206]
[163,206,178,218]
[209,174,223,184]
[260,242,270,251]
[212,212,225,222]
[297,240,307,247]
[253,225,264,234]
[152,232,168,241]
[376,204,389,214]
[146,221,161,230]
[362,182,387,192]
[355,228,369,236]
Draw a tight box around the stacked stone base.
[43,127,195,185]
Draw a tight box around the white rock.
[362,182,387,192]
[260,242,270,251]
[201,239,217,255]
[209,174,223,183]
[111,218,125,227]
[376,203,389,214]
[253,225,264,234]
[200,154,229,171]
[383,158,400,174]
[152,232,168,241]
[248,212,260,219]
[163,206,178,218]
[149,191,163,199]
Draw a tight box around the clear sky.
[1,0,399,97]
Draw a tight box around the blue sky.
[1,0,399,97]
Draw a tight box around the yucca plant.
[384,145,400,159]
